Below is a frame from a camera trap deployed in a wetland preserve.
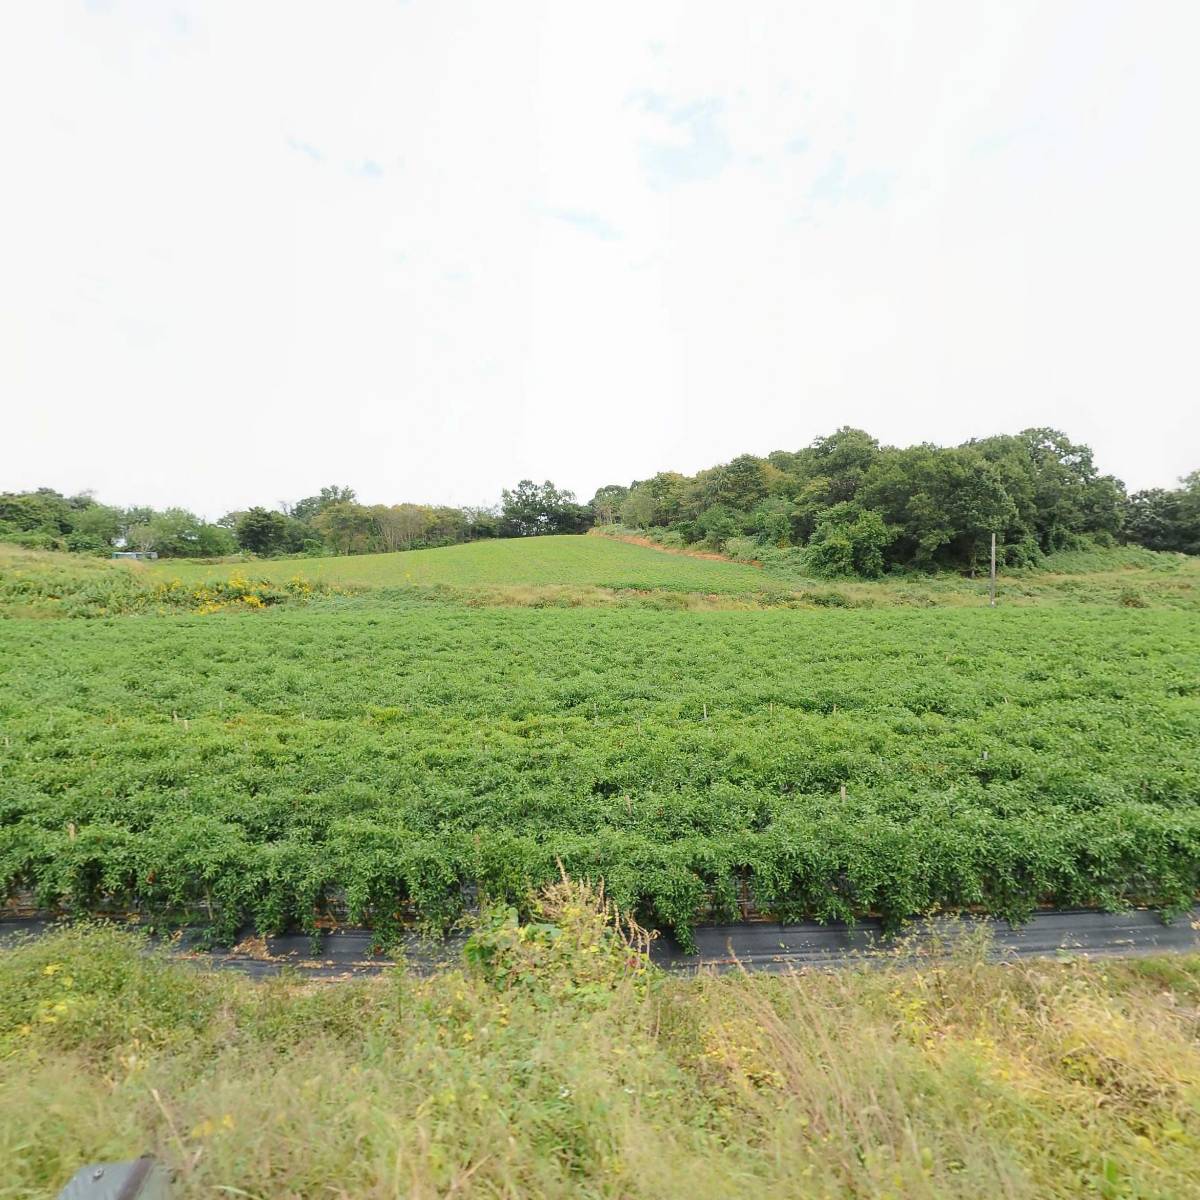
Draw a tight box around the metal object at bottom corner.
[57,1155,170,1200]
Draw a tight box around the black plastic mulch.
[3,906,1198,979]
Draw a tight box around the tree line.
[596,427,1199,575]
[2,427,1197,574]
[0,481,590,561]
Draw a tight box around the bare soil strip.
[588,527,763,566]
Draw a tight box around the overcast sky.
[3,1,1197,517]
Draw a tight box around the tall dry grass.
[3,891,1199,1198]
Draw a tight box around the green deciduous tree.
[127,508,212,557]
[802,427,881,503]
[588,484,629,526]
[694,503,743,549]
[0,489,73,536]
[694,455,770,513]
[288,485,357,525]
[371,503,435,552]
[235,507,292,556]
[861,446,1016,572]
[619,485,656,529]
[750,496,797,547]
[1125,472,1200,554]
[499,481,592,537]
[71,503,122,547]
[195,523,237,557]
[312,502,375,555]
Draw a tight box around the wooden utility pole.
[989,532,997,607]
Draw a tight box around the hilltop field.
[143,532,774,593]
[1,534,1198,946]
[136,529,1200,609]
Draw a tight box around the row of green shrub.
[3,600,1196,947]
[5,801,1198,950]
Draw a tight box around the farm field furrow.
[3,592,1198,946]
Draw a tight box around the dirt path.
[589,528,763,568]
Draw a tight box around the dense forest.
[3,427,1197,577]
[600,427,1200,575]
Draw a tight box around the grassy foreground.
[4,887,1200,1200]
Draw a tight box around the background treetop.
[3,430,1197,573]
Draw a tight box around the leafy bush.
[802,504,894,579]
[464,877,651,1004]
[0,527,64,551]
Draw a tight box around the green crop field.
[143,533,776,593]
[2,536,1198,947]
[5,534,1197,617]
[143,532,1200,612]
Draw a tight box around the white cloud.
[1,0,1197,515]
